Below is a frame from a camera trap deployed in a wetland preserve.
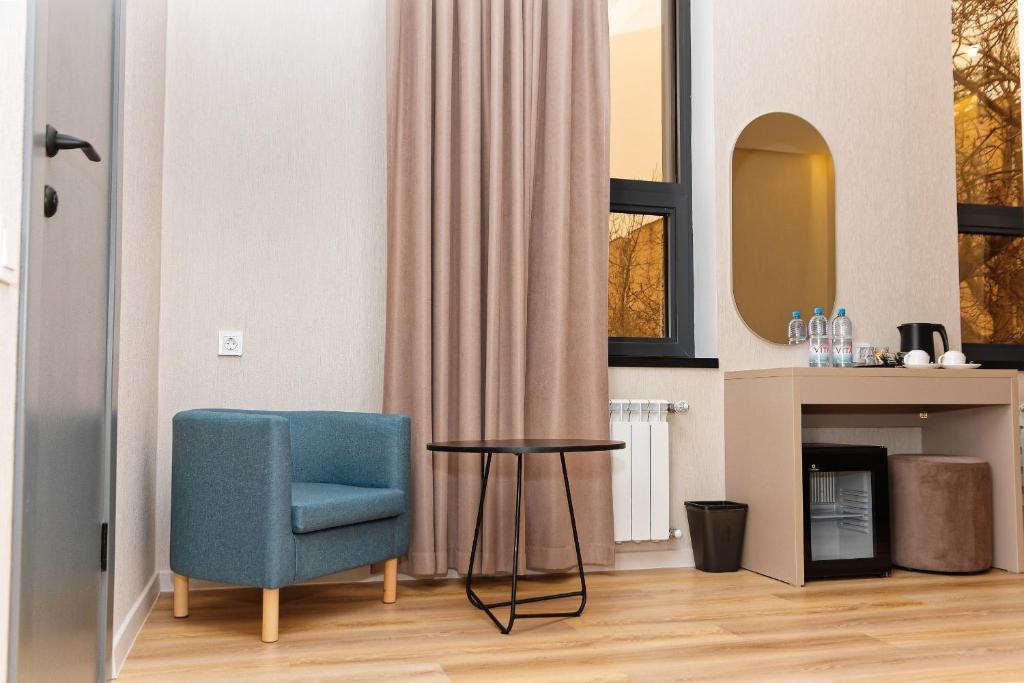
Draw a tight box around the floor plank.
[118,568,1024,682]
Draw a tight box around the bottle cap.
[792,311,801,318]
[814,307,823,315]
[838,308,846,316]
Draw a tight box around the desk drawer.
[798,375,1012,406]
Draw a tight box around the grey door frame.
[8,0,123,679]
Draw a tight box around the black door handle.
[45,124,101,162]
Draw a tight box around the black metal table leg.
[507,453,524,633]
[465,452,492,611]
[560,451,587,615]
[464,450,587,634]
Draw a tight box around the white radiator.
[609,400,671,542]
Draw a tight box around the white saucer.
[939,362,982,369]
[904,362,940,370]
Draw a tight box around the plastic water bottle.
[808,307,831,367]
[787,311,807,345]
[831,308,853,367]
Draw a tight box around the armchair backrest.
[194,409,411,491]
[284,412,410,491]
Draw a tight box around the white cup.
[938,350,967,366]
[903,349,930,366]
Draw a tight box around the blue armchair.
[170,409,410,642]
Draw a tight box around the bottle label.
[809,339,830,366]
[833,341,853,366]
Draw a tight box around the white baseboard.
[111,572,160,679]
[611,546,695,571]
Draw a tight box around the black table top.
[427,439,625,454]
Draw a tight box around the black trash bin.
[685,501,748,573]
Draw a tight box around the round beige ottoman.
[889,454,992,573]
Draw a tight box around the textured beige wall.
[0,0,27,676]
[111,0,166,665]
[155,0,388,573]
[612,0,962,557]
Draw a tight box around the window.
[608,0,703,366]
[953,0,1024,367]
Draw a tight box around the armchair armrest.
[287,412,411,493]
[170,410,296,588]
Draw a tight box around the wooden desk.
[725,368,1022,586]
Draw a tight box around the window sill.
[608,356,719,369]
[974,362,1024,370]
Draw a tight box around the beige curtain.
[384,0,613,576]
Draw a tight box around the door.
[12,0,117,680]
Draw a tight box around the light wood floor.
[119,568,1024,682]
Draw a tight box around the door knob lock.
[43,186,58,218]
[45,124,101,162]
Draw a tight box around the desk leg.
[922,405,1024,573]
[725,376,803,586]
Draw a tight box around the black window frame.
[958,203,1024,369]
[608,0,714,368]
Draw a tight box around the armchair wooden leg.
[383,557,398,604]
[262,588,279,643]
[173,574,189,618]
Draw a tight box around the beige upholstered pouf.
[888,454,992,573]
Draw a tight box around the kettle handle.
[934,324,949,354]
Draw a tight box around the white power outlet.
[218,330,243,356]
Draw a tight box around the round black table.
[426,439,625,634]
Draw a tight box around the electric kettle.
[897,323,949,362]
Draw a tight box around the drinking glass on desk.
[854,345,886,366]
[853,344,873,366]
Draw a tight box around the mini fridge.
[803,443,891,579]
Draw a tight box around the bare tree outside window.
[954,0,1024,344]
[608,212,666,338]
[960,234,1024,342]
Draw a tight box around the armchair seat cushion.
[291,482,405,534]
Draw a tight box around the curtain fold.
[385,0,613,576]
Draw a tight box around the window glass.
[609,0,674,182]
[953,0,1022,206]
[608,211,667,338]
[959,233,1024,343]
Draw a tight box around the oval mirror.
[731,113,836,344]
